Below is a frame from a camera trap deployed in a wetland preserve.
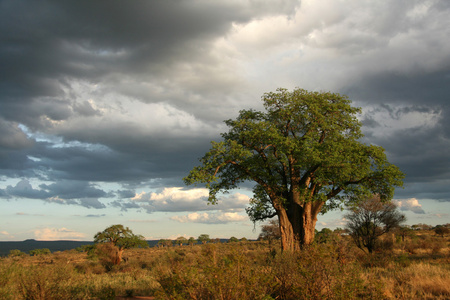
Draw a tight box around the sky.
[1,0,449,241]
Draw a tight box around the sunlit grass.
[0,231,448,299]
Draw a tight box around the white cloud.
[33,227,86,241]
[0,230,14,239]
[132,187,249,213]
[393,198,425,214]
[171,212,248,224]
[318,217,347,229]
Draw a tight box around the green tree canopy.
[187,237,197,246]
[229,236,239,243]
[175,236,188,246]
[185,88,404,251]
[198,234,210,244]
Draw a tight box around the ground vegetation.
[1,228,448,299]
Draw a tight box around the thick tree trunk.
[278,209,299,251]
[299,202,318,245]
[278,200,323,251]
[114,248,124,265]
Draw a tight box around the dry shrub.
[155,245,274,299]
[429,239,446,255]
[377,236,395,253]
[96,243,119,271]
[404,239,420,254]
[155,241,379,300]
[17,263,75,300]
[270,243,382,299]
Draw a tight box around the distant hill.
[0,240,159,256]
[0,239,245,256]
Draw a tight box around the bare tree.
[345,195,405,253]
[258,219,281,243]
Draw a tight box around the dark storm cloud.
[343,67,450,201]
[0,120,34,150]
[343,69,450,106]
[116,190,135,199]
[5,179,49,199]
[0,0,297,112]
[1,179,108,208]
[1,0,449,214]
[0,0,300,205]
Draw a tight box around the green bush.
[8,249,27,257]
[29,248,51,256]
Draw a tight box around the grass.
[0,231,448,299]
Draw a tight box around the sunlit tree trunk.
[278,209,297,251]
[277,191,324,251]
[114,247,124,265]
[298,202,319,246]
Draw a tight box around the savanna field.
[0,229,449,300]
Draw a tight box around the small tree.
[315,228,334,244]
[188,237,197,246]
[258,219,281,243]
[229,236,239,243]
[435,226,449,238]
[198,234,210,244]
[157,239,166,247]
[175,236,188,246]
[345,196,405,253]
[9,249,27,257]
[396,225,413,242]
[94,224,147,265]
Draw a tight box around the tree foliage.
[188,237,197,246]
[258,219,281,242]
[94,224,147,250]
[315,228,334,244]
[229,236,239,243]
[175,236,188,246]
[198,234,210,244]
[345,195,405,253]
[9,249,27,257]
[185,88,404,251]
[29,248,51,256]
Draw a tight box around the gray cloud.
[85,214,106,218]
[2,179,108,209]
[1,0,450,215]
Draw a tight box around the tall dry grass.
[0,231,448,299]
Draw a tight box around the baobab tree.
[185,88,404,251]
[94,224,147,264]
